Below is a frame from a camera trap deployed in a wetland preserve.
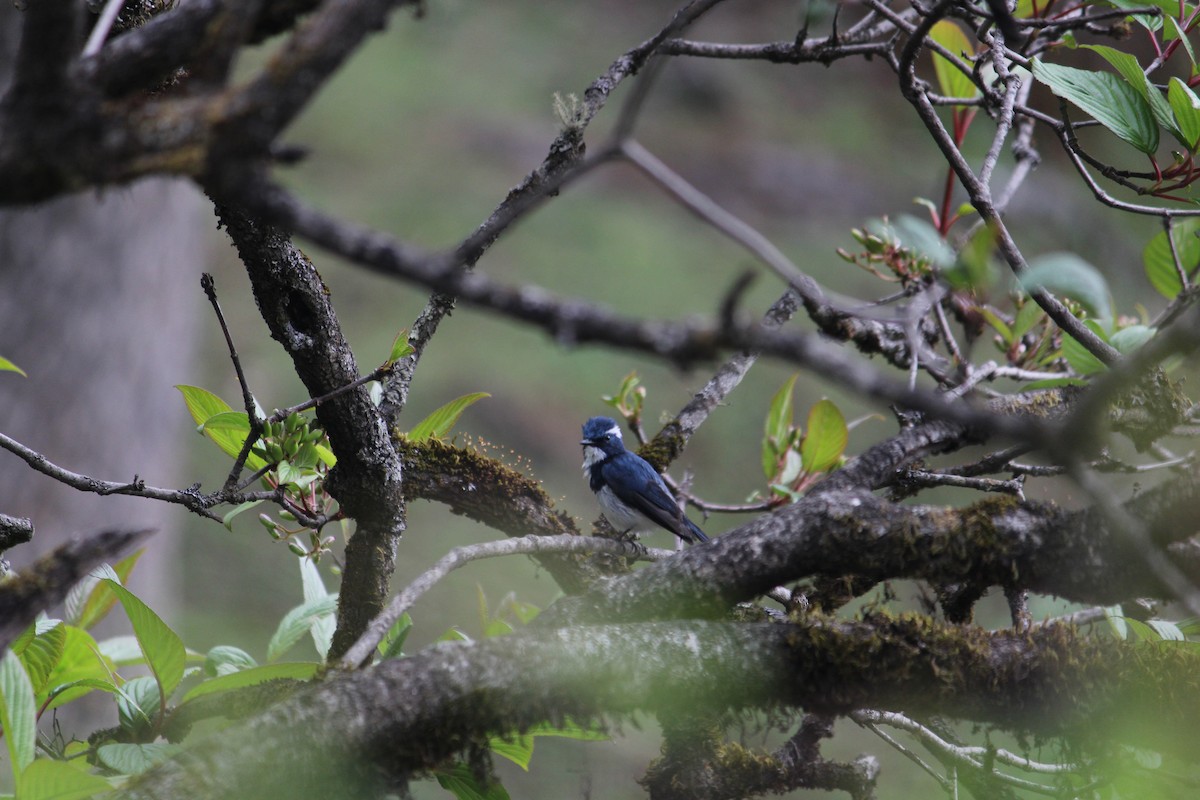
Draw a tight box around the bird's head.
[580,416,626,457]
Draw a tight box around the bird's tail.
[683,516,709,543]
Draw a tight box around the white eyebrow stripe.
[607,425,622,439]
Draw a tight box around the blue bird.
[580,416,709,544]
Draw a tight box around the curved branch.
[124,618,1200,798]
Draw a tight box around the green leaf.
[762,374,798,478]
[299,558,335,659]
[489,735,535,770]
[929,21,979,103]
[16,759,111,800]
[0,356,26,377]
[801,399,848,473]
[488,718,608,772]
[387,329,414,364]
[66,550,143,631]
[181,662,320,704]
[43,678,120,708]
[1147,619,1186,641]
[222,500,264,531]
[406,392,491,442]
[1168,77,1200,149]
[778,449,803,486]
[116,675,161,735]
[1082,45,1181,143]
[979,307,1014,344]
[200,411,268,471]
[96,743,180,776]
[1105,605,1128,639]
[1167,16,1197,66]
[893,214,955,271]
[946,224,997,291]
[97,635,144,666]
[42,626,114,710]
[1105,0,1165,30]
[436,763,511,800]
[1110,325,1155,354]
[314,443,337,468]
[1011,300,1046,340]
[0,649,37,779]
[267,594,339,662]
[175,384,234,427]
[438,627,470,643]
[1062,319,1111,375]
[203,645,258,677]
[1031,59,1159,153]
[16,622,66,695]
[1143,218,1200,299]
[377,613,413,661]
[103,579,186,700]
[1022,253,1112,320]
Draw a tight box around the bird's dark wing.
[604,455,707,543]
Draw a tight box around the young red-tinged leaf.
[16,758,112,800]
[102,580,186,700]
[407,392,490,442]
[1143,218,1200,299]
[1031,60,1159,154]
[0,649,37,779]
[0,355,26,377]
[800,399,848,473]
[929,21,979,104]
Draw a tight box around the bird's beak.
[580,439,591,446]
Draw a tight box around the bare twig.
[338,534,670,668]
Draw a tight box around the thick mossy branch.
[538,474,1200,626]
[394,437,612,594]
[123,617,1200,799]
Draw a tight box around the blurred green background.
[153,1,1167,797]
